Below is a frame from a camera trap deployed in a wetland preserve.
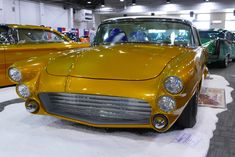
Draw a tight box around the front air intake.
[39,93,151,125]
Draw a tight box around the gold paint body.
[10,44,208,132]
[0,24,89,86]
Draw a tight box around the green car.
[199,29,235,67]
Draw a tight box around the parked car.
[9,17,208,132]
[199,29,235,67]
[0,24,89,86]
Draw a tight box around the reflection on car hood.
[46,44,190,80]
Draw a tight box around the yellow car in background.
[0,24,89,86]
[9,17,208,132]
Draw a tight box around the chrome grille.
[39,93,151,124]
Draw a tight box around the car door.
[0,45,5,86]
[233,36,235,59]
[4,42,67,68]
[0,25,12,86]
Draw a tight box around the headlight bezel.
[8,67,22,83]
[164,76,183,94]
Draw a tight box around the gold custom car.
[0,24,89,86]
[8,17,208,132]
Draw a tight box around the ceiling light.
[127,5,145,13]
[132,0,136,5]
[99,7,112,12]
[87,1,91,4]
[204,0,209,1]
[101,0,105,7]
[166,0,171,3]
[120,0,124,2]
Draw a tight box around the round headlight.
[25,101,39,113]
[8,68,22,82]
[153,114,168,130]
[164,76,183,94]
[16,84,30,98]
[158,96,176,112]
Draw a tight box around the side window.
[0,34,9,44]
[17,29,68,44]
[41,31,67,42]
[225,32,233,41]
[192,27,200,46]
[0,26,10,44]
[8,28,18,44]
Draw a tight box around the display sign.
[198,87,226,108]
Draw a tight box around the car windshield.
[17,29,68,44]
[94,19,193,47]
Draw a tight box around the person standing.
[89,27,96,43]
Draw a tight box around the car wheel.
[176,89,199,128]
[220,56,229,68]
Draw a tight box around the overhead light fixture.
[120,0,124,2]
[212,20,222,24]
[87,1,91,4]
[166,0,171,4]
[204,0,209,1]
[101,0,105,7]
[99,7,113,12]
[132,0,136,5]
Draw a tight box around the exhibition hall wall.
[0,0,72,29]
[0,0,234,31]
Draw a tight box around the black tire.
[220,56,229,68]
[176,90,199,128]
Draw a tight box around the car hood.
[46,44,188,80]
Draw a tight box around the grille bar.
[50,99,151,112]
[39,93,152,125]
[50,93,148,106]
[52,102,150,117]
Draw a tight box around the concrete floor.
[207,63,235,157]
[0,63,234,156]
[206,62,235,157]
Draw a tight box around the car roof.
[0,24,71,41]
[1,24,53,31]
[103,16,193,26]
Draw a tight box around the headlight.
[16,84,30,98]
[25,100,39,113]
[158,96,176,112]
[164,76,183,94]
[8,68,22,82]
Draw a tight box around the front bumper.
[25,72,196,132]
